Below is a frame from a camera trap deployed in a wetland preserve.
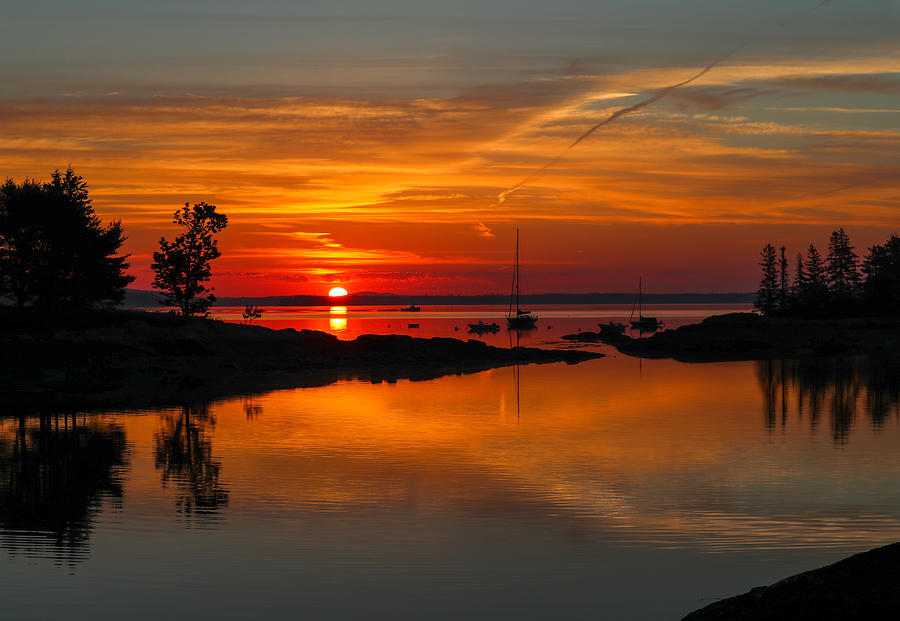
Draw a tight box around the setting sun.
[328,287,348,297]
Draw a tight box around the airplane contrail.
[495,48,741,205]
[494,1,832,206]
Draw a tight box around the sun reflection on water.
[329,306,348,330]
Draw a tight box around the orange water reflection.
[105,355,900,553]
[329,306,348,331]
[5,355,900,620]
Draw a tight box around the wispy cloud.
[771,73,900,94]
[474,222,495,238]
[2,53,898,294]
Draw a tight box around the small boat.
[400,305,421,312]
[468,321,500,334]
[407,323,420,328]
[629,277,664,331]
[598,321,626,335]
[507,229,538,329]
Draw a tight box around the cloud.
[771,73,900,94]
[2,56,898,295]
[474,222,495,238]
[670,85,782,110]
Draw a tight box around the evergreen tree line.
[0,168,227,317]
[756,228,900,317]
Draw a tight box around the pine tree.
[803,244,827,312]
[793,253,806,298]
[862,235,900,314]
[151,202,228,316]
[755,243,779,315]
[0,168,133,309]
[825,228,861,300]
[778,245,789,312]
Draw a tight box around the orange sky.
[1,1,897,295]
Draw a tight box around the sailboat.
[629,277,663,331]
[507,229,538,329]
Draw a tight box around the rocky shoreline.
[564,312,900,362]
[682,541,900,620]
[0,308,602,411]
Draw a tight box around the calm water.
[206,303,751,347]
[4,305,900,620]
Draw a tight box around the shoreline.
[565,312,900,362]
[682,541,900,620]
[1,308,602,412]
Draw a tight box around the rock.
[561,332,604,342]
[682,541,900,620]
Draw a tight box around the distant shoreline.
[122,289,755,308]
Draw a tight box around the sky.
[1,0,898,295]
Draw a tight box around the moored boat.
[629,277,663,331]
[507,229,538,329]
[598,321,627,335]
[468,321,500,333]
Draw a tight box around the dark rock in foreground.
[0,309,602,411]
[610,313,900,362]
[682,541,900,620]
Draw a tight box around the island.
[564,312,900,362]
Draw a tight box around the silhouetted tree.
[151,202,228,316]
[778,245,789,312]
[755,243,779,315]
[241,304,263,325]
[756,230,900,318]
[826,228,860,301]
[802,244,827,310]
[0,168,134,310]
[862,235,900,315]
[793,253,806,298]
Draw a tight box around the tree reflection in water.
[0,414,128,564]
[242,396,262,420]
[757,356,900,443]
[154,404,229,519]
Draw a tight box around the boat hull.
[507,315,538,329]
[468,322,500,333]
[629,318,663,330]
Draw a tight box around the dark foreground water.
[3,305,900,620]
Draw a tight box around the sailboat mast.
[515,229,520,312]
[638,276,643,318]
